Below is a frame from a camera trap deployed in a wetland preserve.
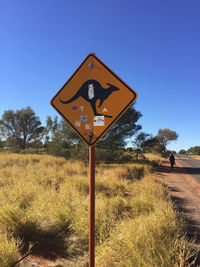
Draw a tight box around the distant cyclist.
[169,153,175,169]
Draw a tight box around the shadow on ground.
[30,235,68,260]
[19,228,70,265]
[155,164,200,175]
[157,164,200,265]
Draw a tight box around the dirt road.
[156,158,200,264]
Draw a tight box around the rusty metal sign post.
[50,53,137,267]
[89,146,95,267]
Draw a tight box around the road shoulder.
[156,160,200,263]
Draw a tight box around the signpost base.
[89,146,95,267]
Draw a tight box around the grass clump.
[0,204,39,240]
[95,195,126,244]
[96,213,191,267]
[96,176,194,267]
[0,232,21,267]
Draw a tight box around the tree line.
[179,146,200,155]
[0,106,179,162]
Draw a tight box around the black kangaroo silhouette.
[60,79,120,118]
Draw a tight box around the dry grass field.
[0,153,195,266]
[191,155,200,160]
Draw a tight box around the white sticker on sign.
[93,116,105,126]
[88,84,94,99]
[85,124,92,130]
[75,121,81,127]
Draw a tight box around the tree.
[0,138,3,150]
[97,104,142,150]
[187,146,200,155]
[140,129,179,156]
[157,128,178,155]
[140,136,159,153]
[44,116,79,157]
[47,105,142,152]
[133,132,151,150]
[132,132,151,160]
[45,116,79,146]
[44,104,142,162]
[179,149,186,154]
[44,116,59,145]
[0,107,44,150]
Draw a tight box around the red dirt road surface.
[156,158,200,264]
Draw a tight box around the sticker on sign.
[93,116,105,126]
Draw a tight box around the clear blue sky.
[0,0,199,152]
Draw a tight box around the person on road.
[169,153,175,169]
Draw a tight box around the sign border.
[51,53,137,146]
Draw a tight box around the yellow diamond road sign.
[51,53,137,146]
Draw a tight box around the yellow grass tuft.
[0,232,21,267]
[96,176,193,267]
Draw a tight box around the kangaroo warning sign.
[51,53,137,146]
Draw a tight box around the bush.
[179,149,186,154]
[95,149,133,164]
